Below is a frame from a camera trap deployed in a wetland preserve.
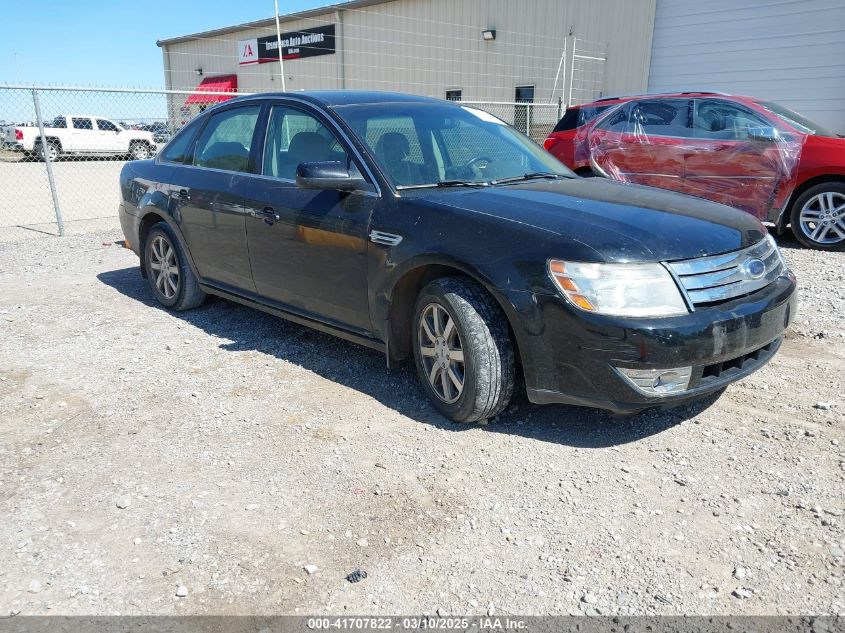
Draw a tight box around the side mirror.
[296,161,364,191]
[747,126,779,143]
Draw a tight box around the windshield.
[335,102,574,188]
[755,100,839,137]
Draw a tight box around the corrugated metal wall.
[162,0,656,103]
[648,0,845,133]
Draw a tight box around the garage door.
[647,0,845,134]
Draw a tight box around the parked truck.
[2,115,157,161]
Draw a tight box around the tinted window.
[50,117,67,129]
[263,106,349,180]
[694,99,775,141]
[755,100,836,137]
[596,100,692,137]
[96,119,119,132]
[160,119,202,164]
[72,118,93,130]
[193,106,260,173]
[552,105,612,132]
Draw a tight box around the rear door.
[683,98,789,218]
[242,101,375,333]
[166,103,261,292]
[589,99,691,191]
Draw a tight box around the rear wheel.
[36,141,59,162]
[789,182,845,251]
[144,222,205,311]
[129,141,151,161]
[412,277,514,423]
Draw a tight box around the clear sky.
[0,0,335,87]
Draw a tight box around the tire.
[143,222,205,311]
[789,182,845,251]
[129,141,151,161]
[412,277,514,423]
[36,141,59,162]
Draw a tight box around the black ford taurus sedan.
[118,91,797,422]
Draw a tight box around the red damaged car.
[543,92,845,251]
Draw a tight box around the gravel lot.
[0,223,843,616]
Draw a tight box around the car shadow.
[97,267,722,448]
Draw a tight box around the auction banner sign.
[239,24,336,65]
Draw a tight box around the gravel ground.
[0,224,843,616]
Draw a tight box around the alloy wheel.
[149,235,179,300]
[41,143,58,162]
[418,303,465,404]
[798,192,845,246]
[132,144,150,160]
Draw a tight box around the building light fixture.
[195,68,203,76]
[482,29,496,41]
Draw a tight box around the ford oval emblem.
[744,258,766,279]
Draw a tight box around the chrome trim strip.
[667,236,783,305]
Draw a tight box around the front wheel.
[789,182,845,251]
[129,141,151,161]
[412,277,514,423]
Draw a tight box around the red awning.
[184,75,238,104]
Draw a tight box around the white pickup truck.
[3,115,157,161]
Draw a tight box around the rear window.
[552,105,611,132]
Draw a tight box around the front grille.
[667,236,784,306]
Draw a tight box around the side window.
[72,117,93,130]
[96,119,119,132]
[160,120,201,164]
[359,115,426,186]
[627,99,692,137]
[595,104,631,133]
[577,105,611,126]
[693,99,772,141]
[51,117,67,129]
[193,105,260,173]
[262,106,349,180]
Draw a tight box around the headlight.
[548,260,688,317]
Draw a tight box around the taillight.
[543,137,557,151]
[15,128,23,141]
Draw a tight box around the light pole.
[274,0,287,91]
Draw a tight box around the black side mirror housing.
[296,161,365,191]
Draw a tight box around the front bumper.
[520,271,797,413]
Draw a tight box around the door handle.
[256,206,280,223]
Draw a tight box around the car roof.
[232,90,446,108]
[573,92,756,108]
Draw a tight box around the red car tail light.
[543,137,558,151]
[15,128,23,141]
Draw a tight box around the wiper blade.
[396,179,488,190]
[491,172,563,185]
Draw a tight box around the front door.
[95,118,123,152]
[243,103,374,334]
[683,98,790,219]
[70,117,96,152]
[168,104,261,292]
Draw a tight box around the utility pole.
[274,0,287,91]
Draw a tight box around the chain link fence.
[0,85,563,235]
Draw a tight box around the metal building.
[158,0,657,105]
[648,0,845,132]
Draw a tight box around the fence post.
[32,88,64,236]
[526,103,532,136]
[558,97,563,121]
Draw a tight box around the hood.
[410,177,767,263]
